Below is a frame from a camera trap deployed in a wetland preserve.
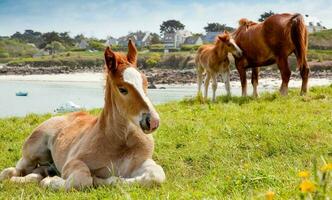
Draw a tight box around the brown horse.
[0,40,165,190]
[196,31,242,101]
[232,13,309,97]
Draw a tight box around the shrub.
[180,44,200,51]
[145,53,161,68]
[0,52,9,58]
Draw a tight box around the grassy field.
[0,86,332,199]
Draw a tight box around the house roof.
[184,36,201,44]
[203,32,221,43]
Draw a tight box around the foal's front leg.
[41,159,93,190]
[204,73,211,100]
[94,159,165,186]
[222,70,231,96]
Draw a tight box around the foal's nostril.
[140,113,151,131]
[145,115,151,129]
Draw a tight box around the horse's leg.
[277,57,291,96]
[197,65,204,95]
[204,73,211,100]
[211,73,218,102]
[41,159,93,191]
[300,64,309,95]
[238,67,247,96]
[0,157,37,181]
[94,159,165,186]
[10,166,48,183]
[222,70,231,96]
[251,67,259,97]
[1,126,55,183]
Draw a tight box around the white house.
[183,36,203,45]
[76,39,89,49]
[117,31,152,47]
[105,36,118,46]
[304,14,326,33]
[163,30,192,48]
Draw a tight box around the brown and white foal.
[0,40,165,190]
[195,31,242,101]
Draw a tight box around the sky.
[0,0,331,39]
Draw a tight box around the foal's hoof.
[300,91,307,96]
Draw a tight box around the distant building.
[202,32,221,43]
[76,39,89,49]
[183,36,203,45]
[163,30,192,48]
[117,31,152,47]
[33,50,49,58]
[26,43,37,48]
[105,36,118,46]
[304,14,326,33]
[117,36,130,47]
[133,31,152,47]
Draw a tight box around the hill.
[309,29,332,50]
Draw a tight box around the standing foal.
[0,40,165,190]
[195,31,242,101]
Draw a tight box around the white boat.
[55,101,82,113]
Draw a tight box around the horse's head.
[217,31,242,58]
[104,40,159,134]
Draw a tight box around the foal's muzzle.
[140,113,159,133]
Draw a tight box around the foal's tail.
[288,13,308,70]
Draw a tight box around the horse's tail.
[289,13,308,70]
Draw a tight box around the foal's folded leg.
[41,159,93,191]
[10,166,48,183]
[0,157,37,181]
[94,159,165,187]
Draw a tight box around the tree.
[11,30,43,48]
[160,20,185,36]
[258,10,275,22]
[59,32,75,47]
[150,33,161,44]
[45,41,65,54]
[40,32,62,48]
[88,39,104,51]
[204,23,234,32]
[74,34,85,43]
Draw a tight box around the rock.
[148,83,157,89]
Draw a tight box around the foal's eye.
[119,87,128,95]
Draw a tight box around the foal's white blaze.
[123,67,160,127]
[230,38,243,57]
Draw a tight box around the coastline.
[0,71,331,88]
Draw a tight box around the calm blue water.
[1,78,330,118]
[0,80,242,118]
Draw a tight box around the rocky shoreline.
[0,61,332,85]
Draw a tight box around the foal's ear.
[104,47,117,72]
[127,39,137,65]
[218,33,230,42]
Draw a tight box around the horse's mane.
[232,18,258,38]
[238,18,257,27]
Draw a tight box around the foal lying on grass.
[195,31,242,101]
[0,40,165,190]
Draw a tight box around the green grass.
[0,86,332,199]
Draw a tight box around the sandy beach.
[0,72,331,88]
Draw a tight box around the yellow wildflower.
[298,171,310,178]
[320,163,332,172]
[299,180,316,193]
[265,191,275,200]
